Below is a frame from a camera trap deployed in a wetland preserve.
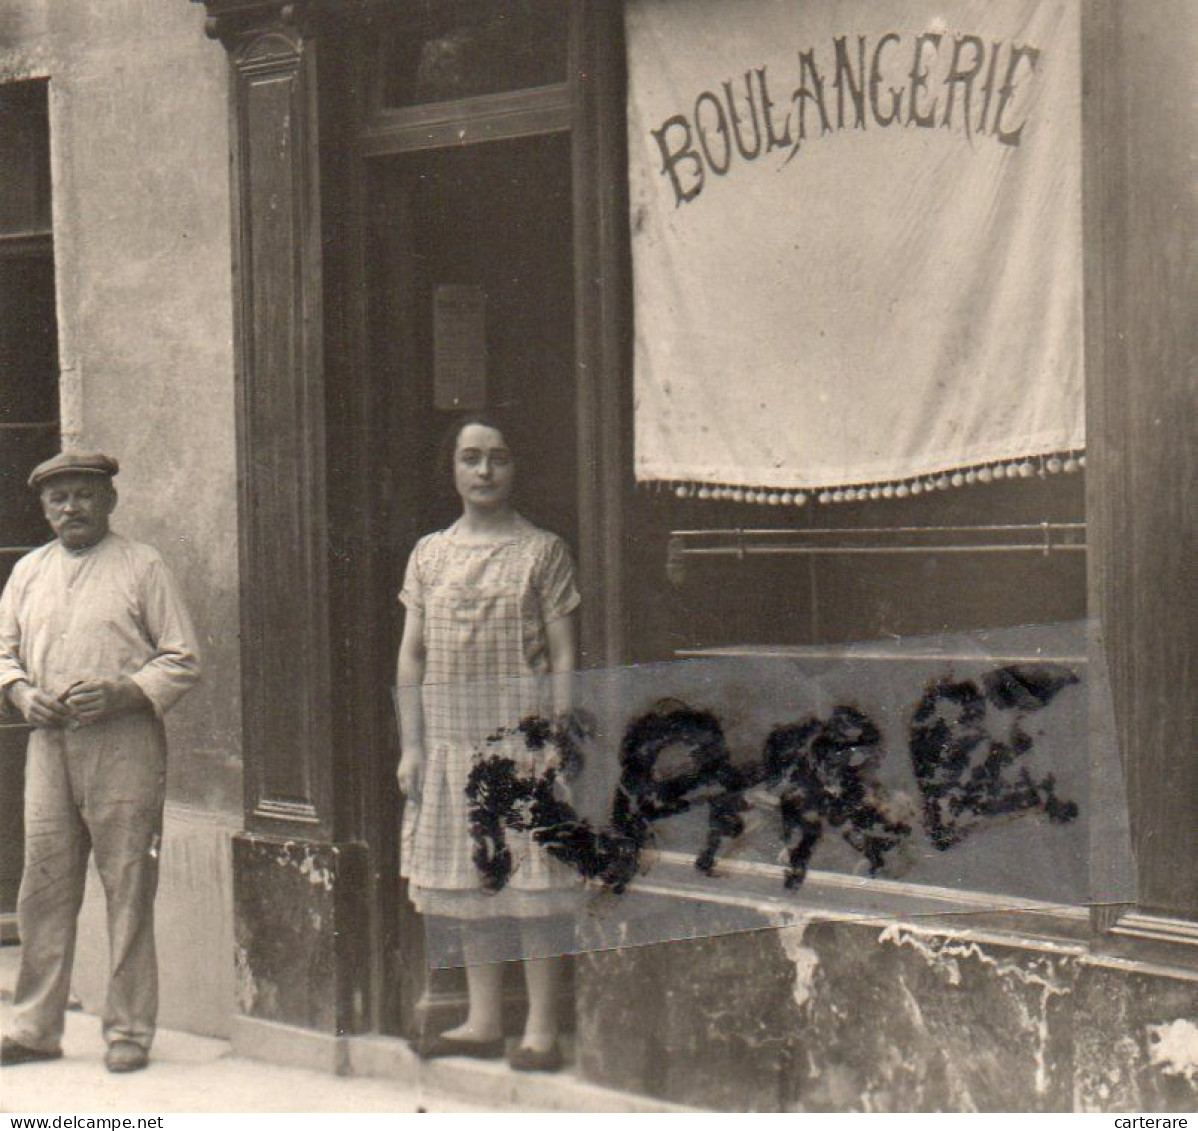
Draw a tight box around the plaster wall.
[74,804,239,1039]
[1,0,240,1034]
[0,0,239,814]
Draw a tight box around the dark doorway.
[365,131,575,1036]
[371,133,576,558]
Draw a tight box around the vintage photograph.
[0,0,1193,1117]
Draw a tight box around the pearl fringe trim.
[647,451,1085,505]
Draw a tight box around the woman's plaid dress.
[398,517,581,918]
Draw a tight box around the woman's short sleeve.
[536,536,581,624]
[398,540,425,613]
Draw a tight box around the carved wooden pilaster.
[198,0,338,838]
[196,0,374,1038]
[230,16,332,836]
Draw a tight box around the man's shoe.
[104,1041,149,1073]
[0,1037,63,1067]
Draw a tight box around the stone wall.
[577,919,1197,1112]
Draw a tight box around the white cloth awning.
[628,0,1084,500]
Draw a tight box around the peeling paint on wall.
[879,922,965,985]
[270,842,336,891]
[879,924,1072,1094]
[581,915,1198,1112]
[233,942,256,1014]
[775,922,819,1008]
[1076,1034,1141,1110]
[1146,1019,1198,1086]
[298,852,335,891]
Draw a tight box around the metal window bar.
[667,522,1086,582]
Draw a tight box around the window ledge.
[632,854,1196,977]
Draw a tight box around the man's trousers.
[10,718,166,1053]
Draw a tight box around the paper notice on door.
[433,284,487,411]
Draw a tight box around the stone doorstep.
[3,948,686,1112]
[232,1015,692,1113]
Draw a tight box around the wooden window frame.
[0,77,58,946]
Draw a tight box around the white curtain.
[628,0,1084,497]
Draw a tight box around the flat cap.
[28,450,120,490]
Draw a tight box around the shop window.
[616,1,1103,921]
[374,0,569,110]
[629,475,1087,658]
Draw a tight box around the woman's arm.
[396,608,427,797]
[546,611,577,718]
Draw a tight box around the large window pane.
[0,80,58,551]
[0,428,58,547]
[0,81,50,235]
[378,0,568,108]
[0,253,58,424]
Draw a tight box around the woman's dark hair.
[436,410,520,498]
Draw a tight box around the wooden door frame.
[331,0,632,1034]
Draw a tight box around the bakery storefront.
[195,0,1192,1109]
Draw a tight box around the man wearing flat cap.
[0,451,200,1073]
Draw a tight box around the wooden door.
[367,133,576,1034]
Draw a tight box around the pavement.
[0,946,642,1114]
[0,1002,492,1113]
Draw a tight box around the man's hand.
[396,749,425,800]
[9,682,73,729]
[64,678,150,726]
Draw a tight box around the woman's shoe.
[508,1041,564,1073]
[418,1032,506,1060]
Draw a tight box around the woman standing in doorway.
[395,413,580,1073]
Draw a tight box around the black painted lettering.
[833,36,868,130]
[976,40,1003,135]
[942,35,985,138]
[467,663,1082,898]
[994,43,1041,147]
[464,752,541,892]
[651,114,705,207]
[907,33,942,128]
[869,33,904,127]
[793,48,833,148]
[757,707,910,889]
[615,703,739,837]
[694,90,732,175]
[465,713,605,891]
[909,666,1080,851]
[756,65,794,153]
[723,72,763,161]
